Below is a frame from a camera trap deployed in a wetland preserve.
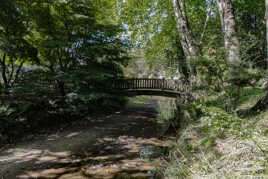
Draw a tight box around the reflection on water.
[158,98,177,121]
[139,145,155,160]
[157,98,180,136]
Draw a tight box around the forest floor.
[0,98,173,179]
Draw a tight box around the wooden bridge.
[110,78,189,98]
[0,78,190,99]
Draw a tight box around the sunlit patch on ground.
[0,99,172,179]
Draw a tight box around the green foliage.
[162,85,267,178]
[193,49,266,111]
[164,160,191,179]
[65,91,126,116]
[0,102,30,146]
[0,0,131,146]
[234,0,266,67]
[0,0,35,59]
[200,106,249,137]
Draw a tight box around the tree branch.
[200,0,214,45]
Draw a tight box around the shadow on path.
[0,99,171,179]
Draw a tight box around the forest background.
[0,0,267,178]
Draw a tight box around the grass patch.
[161,87,268,178]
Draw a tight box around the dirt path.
[0,98,171,179]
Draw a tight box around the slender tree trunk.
[1,54,9,88]
[200,0,214,45]
[172,0,201,84]
[8,57,14,84]
[172,0,200,59]
[217,0,240,63]
[13,61,24,85]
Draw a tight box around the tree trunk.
[172,0,200,59]
[13,60,24,85]
[200,0,214,45]
[1,54,9,88]
[172,0,201,85]
[217,0,240,63]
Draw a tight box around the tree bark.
[200,0,214,45]
[13,60,24,85]
[172,0,201,81]
[1,54,9,88]
[217,0,240,63]
[172,0,200,59]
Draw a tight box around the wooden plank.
[145,79,147,88]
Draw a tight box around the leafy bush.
[65,91,127,116]
[200,106,249,137]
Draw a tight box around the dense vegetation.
[0,0,129,144]
[0,0,268,178]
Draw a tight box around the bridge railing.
[112,78,189,92]
[5,78,190,94]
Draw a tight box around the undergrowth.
[160,87,268,178]
[0,94,127,147]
